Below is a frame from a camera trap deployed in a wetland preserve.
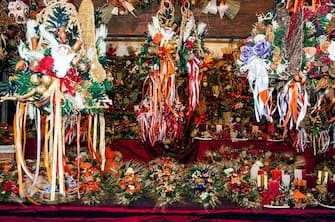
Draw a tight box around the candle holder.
[293,179,307,192]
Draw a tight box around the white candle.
[282,174,290,187]
[323,171,329,185]
[294,169,302,180]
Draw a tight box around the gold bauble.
[243,160,250,166]
[36,84,47,95]
[41,75,52,86]
[30,74,41,85]
[71,40,82,52]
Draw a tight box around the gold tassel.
[225,0,240,20]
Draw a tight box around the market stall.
[0,0,335,220]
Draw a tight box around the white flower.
[317,35,328,45]
[277,63,288,74]
[328,41,335,61]
[271,20,279,31]
[127,184,135,192]
[253,34,266,43]
[51,44,75,78]
[200,192,208,200]
[305,21,316,32]
[126,167,134,175]
[326,13,333,21]
[73,93,84,110]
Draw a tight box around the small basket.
[0,145,15,163]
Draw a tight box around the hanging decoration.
[300,0,335,153]
[7,0,29,24]
[0,0,111,204]
[201,0,240,19]
[106,0,137,17]
[178,1,206,122]
[101,0,241,21]
[136,0,182,146]
[237,0,335,153]
[238,12,284,123]
[135,0,207,146]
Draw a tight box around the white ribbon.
[296,87,309,129]
[187,56,200,114]
[296,128,308,152]
[241,57,272,122]
[277,80,290,126]
[277,80,309,129]
[33,108,41,185]
[319,130,330,153]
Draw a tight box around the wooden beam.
[73,0,274,38]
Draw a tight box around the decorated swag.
[0,0,111,203]
[238,0,335,154]
[135,0,208,146]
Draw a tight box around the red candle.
[269,180,280,197]
[271,169,282,181]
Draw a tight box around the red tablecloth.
[109,139,316,172]
[0,204,334,221]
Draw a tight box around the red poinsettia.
[38,56,54,75]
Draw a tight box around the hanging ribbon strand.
[277,79,309,130]
[137,0,181,146]
[136,0,207,146]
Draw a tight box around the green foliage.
[12,74,33,95]
[62,98,73,116]
[88,82,105,100]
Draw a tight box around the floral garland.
[0,122,13,145]
[0,147,333,209]
[0,164,20,203]
[79,161,105,205]
[184,163,222,209]
[113,161,146,206]
[146,157,185,209]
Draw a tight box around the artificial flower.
[38,56,54,75]
[253,40,271,59]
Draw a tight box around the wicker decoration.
[285,8,304,77]
[77,0,107,83]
